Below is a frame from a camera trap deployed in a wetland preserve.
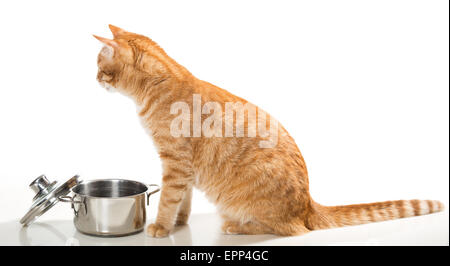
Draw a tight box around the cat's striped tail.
[308,199,445,230]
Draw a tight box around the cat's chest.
[138,114,153,135]
[136,102,157,132]
[136,106,160,153]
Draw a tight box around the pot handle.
[146,184,160,206]
[58,196,83,204]
[58,195,86,216]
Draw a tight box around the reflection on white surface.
[1,212,448,246]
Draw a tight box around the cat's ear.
[109,24,127,38]
[93,35,119,59]
[93,35,118,49]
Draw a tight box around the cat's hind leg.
[222,220,273,235]
[222,219,310,236]
[269,221,310,236]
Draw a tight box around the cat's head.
[94,25,169,96]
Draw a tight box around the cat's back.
[190,80,309,193]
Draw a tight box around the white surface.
[0,0,448,245]
[1,212,448,246]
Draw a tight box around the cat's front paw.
[147,223,170,238]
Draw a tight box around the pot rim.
[71,178,149,199]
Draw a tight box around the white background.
[0,0,448,226]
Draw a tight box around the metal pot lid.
[20,175,79,226]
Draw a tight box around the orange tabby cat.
[94,25,444,237]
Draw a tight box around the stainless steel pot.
[21,175,160,237]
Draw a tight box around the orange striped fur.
[307,199,444,230]
[94,25,444,238]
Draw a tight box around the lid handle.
[29,175,51,194]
